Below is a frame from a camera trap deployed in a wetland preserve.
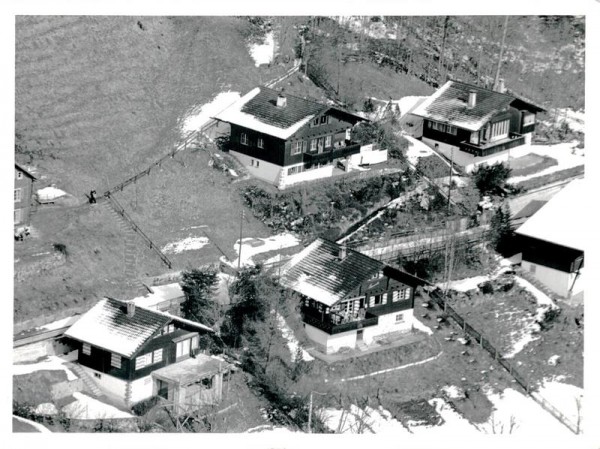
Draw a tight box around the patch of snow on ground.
[37,186,66,201]
[514,276,556,309]
[230,233,300,268]
[553,108,585,133]
[13,356,78,381]
[532,379,583,430]
[38,315,79,331]
[275,313,314,362]
[62,392,134,419]
[35,403,58,415]
[507,142,584,184]
[162,236,209,254]
[442,385,465,400]
[483,387,574,436]
[181,91,241,136]
[323,405,410,434]
[404,135,435,166]
[248,32,274,67]
[503,323,540,359]
[411,315,434,335]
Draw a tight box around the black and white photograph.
[6,1,598,446]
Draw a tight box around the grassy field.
[510,154,558,177]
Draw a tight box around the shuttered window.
[135,353,152,370]
[490,119,510,141]
[153,349,163,364]
[14,189,22,202]
[257,137,264,149]
[82,343,91,356]
[240,133,248,145]
[110,353,121,369]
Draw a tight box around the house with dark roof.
[14,163,36,229]
[63,298,232,408]
[279,239,428,354]
[515,180,586,300]
[213,87,386,188]
[410,80,545,173]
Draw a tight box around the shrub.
[53,243,68,258]
[132,396,162,416]
[472,163,511,195]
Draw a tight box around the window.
[82,343,91,356]
[317,138,324,152]
[14,189,22,202]
[200,377,213,389]
[429,121,457,135]
[312,117,320,127]
[14,209,22,225]
[291,141,302,155]
[153,349,163,364]
[395,313,404,323]
[256,161,260,167]
[162,324,175,335]
[176,339,191,359]
[191,335,199,350]
[392,290,399,302]
[470,131,479,145]
[320,115,328,125]
[135,353,152,370]
[302,141,308,152]
[111,353,121,369]
[257,137,264,149]
[369,294,383,307]
[490,119,510,141]
[240,133,248,145]
[250,159,255,166]
[94,372,102,379]
[325,135,332,148]
[522,113,535,127]
[17,171,23,180]
[310,139,317,152]
[288,166,302,175]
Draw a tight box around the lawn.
[509,153,558,177]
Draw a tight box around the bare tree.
[493,16,509,91]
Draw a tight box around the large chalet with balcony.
[279,239,428,354]
[63,298,232,409]
[411,80,545,173]
[213,87,387,189]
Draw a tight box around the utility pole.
[237,210,244,272]
[307,391,326,433]
[447,145,454,215]
[493,16,509,91]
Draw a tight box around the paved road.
[507,176,581,216]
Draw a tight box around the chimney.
[497,78,506,93]
[338,245,347,260]
[126,301,136,318]
[276,89,287,108]
[468,90,477,108]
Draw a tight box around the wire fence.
[430,290,581,434]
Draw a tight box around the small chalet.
[14,163,36,229]
[411,80,545,173]
[279,239,428,354]
[213,87,387,189]
[63,297,232,408]
[515,179,586,299]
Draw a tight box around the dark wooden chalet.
[14,163,36,229]
[279,239,428,353]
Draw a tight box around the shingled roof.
[411,80,544,132]
[64,298,213,358]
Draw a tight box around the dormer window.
[320,115,329,125]
[312,117,320,127]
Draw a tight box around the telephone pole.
[447,146,454,215]
[307,391,327,433]
[237,210,244,272]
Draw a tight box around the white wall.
[304,324,357,355]
[129,375,154,404]
[422,137,527,173]
[521,260,575,298]
[280,164,334,188]
[230,150,282,185]
[363,309,414,343]
[78,365,128,406]
[348,147,388,169]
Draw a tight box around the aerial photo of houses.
[12,13,591,442]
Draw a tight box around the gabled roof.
[515,179,587,252]
[15,163,36,180]
[64,298,213,358]
[511,199,548,221]
[411,80,544,132]
[279,239,427,307]
[212,87,365,140]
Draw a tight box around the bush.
[472,163,511,196]
[53,243,68,258]
[132,396,162,416]
[416,155,450,179]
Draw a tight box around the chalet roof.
[15,163,36,180]
[131,282,184,309]
[411,80,544,132]
[212,87,364,140]
[64,298,213,358]
[515,179,588,252]
[279,239,426,307]
[511,199,548,221]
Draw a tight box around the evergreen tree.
[473,163,512,195]
[490,204,514,255]
[180,267,219,327]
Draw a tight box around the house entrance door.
[356,329,364,342]
[157,379,169,400]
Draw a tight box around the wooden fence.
[429,290,581,434]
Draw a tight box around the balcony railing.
[459,133,525,157]
[303,142,362,164]
[301,305,379,335]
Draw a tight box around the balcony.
[301,305,379,335]
[459,133,526,157]
[303,142,362,165]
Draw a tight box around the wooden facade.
[14,164,35,228]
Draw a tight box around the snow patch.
[532,379,583,429]
[37,315,79,331]
[228,233,300,268]
[35,403,59,415]
[323,405,409,434]
[162,236,209,254]
[275,313,314,362]
[552,108,585,133]
[411,315,434,335]
[396,96,428,118]
[180,91,241,136]
[62,392,134,419]
[13,356,78,381]
[442,385,466,400]
[248,32,274,67]
[404,135,435,166]
[37,186,66,202]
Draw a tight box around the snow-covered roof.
[411,80,543,132]
[64,298,213,358]
[131,283,184,309]
[515,179,588,251]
